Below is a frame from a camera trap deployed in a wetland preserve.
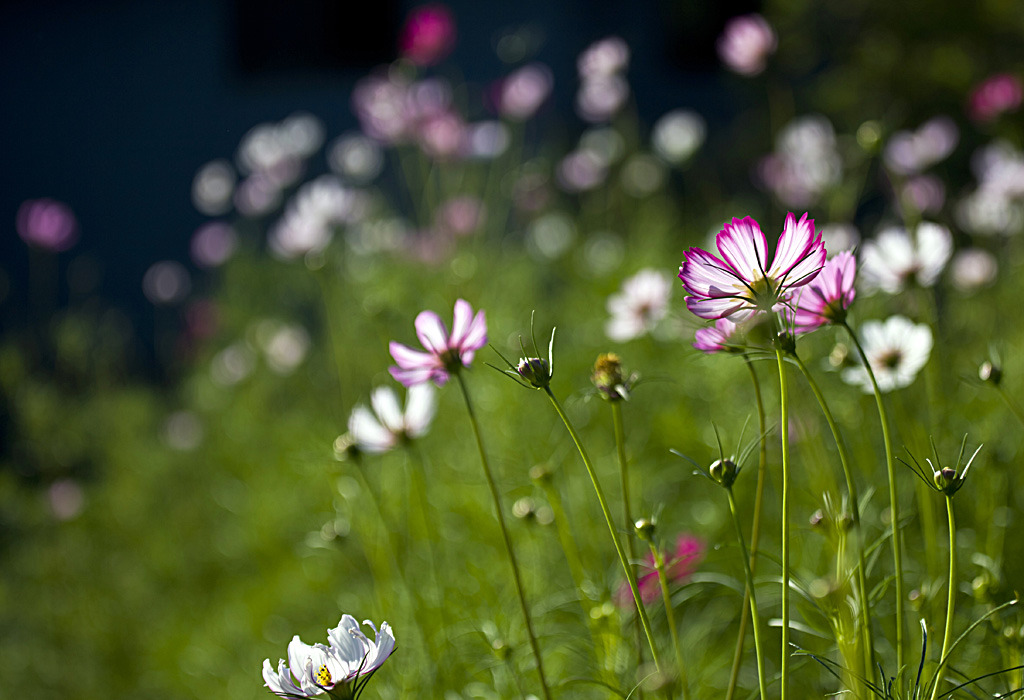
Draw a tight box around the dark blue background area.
[0,0,750,360]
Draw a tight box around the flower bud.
[979,361,1002,386]
[516,357,551,389]
[529,464,552,486]
[634,517,656,542]
[774,330,797,355]
[934,467,957,491]
[592,352,628,400]
[709,458,739,488]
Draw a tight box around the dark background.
[0,0,753,358]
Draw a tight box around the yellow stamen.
[316,664,332,686]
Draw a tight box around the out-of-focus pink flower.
[757,116,841,207]
[399,4,456,66]
[616,534,704,606]
[575,76,629,123]
[190,222,238,268]
[694,318,740,354]
[717,14,777,77]
[968,73,1023,123]
[899,175,946,216]
[352,74,414,144]
[16,198,78,252]
[417,110,466,159]
[389,299,487,387]
[436,196,485,236]
[679,213,826,322]
[49,479,84,520]
[498,63,553,121]
[950,248,998,292]
[883,117,959,176]
[577,37,630,80]
[557,149,608,192]
[788,250,857,334]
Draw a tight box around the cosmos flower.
[693,318,741,354]
[389,299,487,387]
[757,116,842,207]
[605,269,672,341]
[262,614,395,699]
[398,4,456,67]
[678,213,826,322]
[616,534,704,606]
[883,117,958,176]
[16,198,78,252]
[968,73,1023,123]
[348,384,437,453]
[651,109,706,165]
[841,315,932,393]
[788,250,857,334]
[717,14,777,77]
[498,63,553,121]
[859,222,952,294]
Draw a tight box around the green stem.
[650,542,690,700]
[843,322,905,684]
[725,357,769,700]
[775,347,791,700]
[929,496,957,700]
[455,373,552,700]
[792,352,875,683]
[543,387,664,672]
[727,487,770,700]
[612,401,647,687]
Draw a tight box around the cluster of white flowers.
[956,140,1024,237]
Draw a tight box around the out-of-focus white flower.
[957,140,1024,236]
[842,315,932,393]
[883,116,958,176]
[820,223,860,252]
[211,342,256,386]
[258,322,311,375]
[499,63,553,120]
[143,261,190,305]
[237,113,321,188]
[234,173,282,217]
[192,160,236,216]
[464,121,510,159]
[758,115,842,207]
[620,154,666,197]
[860,222,952,294]
[191,222,238,268]
[526,212,576,260]
[577,37,630,80]
[605,268,672,341]
[49,479,84,520]
[328,133,383,184]
[950,248,998,292]
[717,14,777,76]
[972,140,1024,199]
[580,127,625,164]
[348,384,437,453]
[651,110,706,165]
[557,149,608,192]
[269,176,361,260]
[262,614,395,698]
[575,75,629,123]
[278,112,326,159]
[162,411,204,451]
[417,111,466,160]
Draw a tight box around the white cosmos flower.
[263,614,395,699]
[841,315,932,393]
[347,384,436,453]
[605,268,672,342]
[859,222,952,294]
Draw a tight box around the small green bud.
[774,330,797,355]
[516,357,551,389]
[709,458,739,488]
[979,361,1002,386]
[634,518,656,542]
[592,353,630,401]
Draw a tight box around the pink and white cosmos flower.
[389,299,487,387]
[788,250,857,334]
[678,213,826,322]
[693,318,740,354]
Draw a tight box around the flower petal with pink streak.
[770,212,815,278]
[679,247,747,298]
[415,311,449,355]
[449,299,474,350]
[389,341,440,370]
[685,295,751,320]
[716,217,768,279]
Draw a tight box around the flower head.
[679,213,826,322]
[399,4,456,67]
[901,436,982,498]
[389,299,487,387]
[788,250,857,334]
[492,319,556,390]
[616,534,704,606]
[717,14,777,76]
[262,614,395,699]
[605,268,672,341]
[859,222,952,294]
[347,384,437,454]
[693,318,742,354]
[591,352,638,400]
[968,73,1023,123]
[16,198,78,252]
[841,315,932,393]
[883,117,958,176]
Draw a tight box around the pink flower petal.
[717,217,768,279]
[389,341,439,370]
[680,247,747,298]
[770,212,815,279]
[414,311,450,355]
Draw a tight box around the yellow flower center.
[316,664,332,687]
[741,274,779,312]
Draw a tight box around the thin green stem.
[843,322,905,684]
[929,496,957,700]
[544,387,664,672]
[725,356,769,700]
[612,401,647,687]
[792,352,874,684]
[727,487,770,700]
[455,373,552,700]
[650,542,690,700]
[775,347,791,700]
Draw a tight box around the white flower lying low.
[842,315,933,394]
[263,614,396,699]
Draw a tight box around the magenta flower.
[679,213,826,322]
[693,318,740,354]
[968,73,1023,123]
[616,534,704,606]
[16,198,78,252]
[398,4,456,67]
[787,250,857,334]
[717,14,777,77]
[389,299,487,387]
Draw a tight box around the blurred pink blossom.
[49,479,84,520]
[436,196,485,236]
[16,198,78,252]
[717,14,777,77]
[418,111,466,160]
[498,63,553,120]
[883,116,959,175]
[968,73,1023,123]
[399,4,456,66]
[190,222,238,268]
[577,37,630,80]
[899,175,946,216]
[616,534,704,606]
